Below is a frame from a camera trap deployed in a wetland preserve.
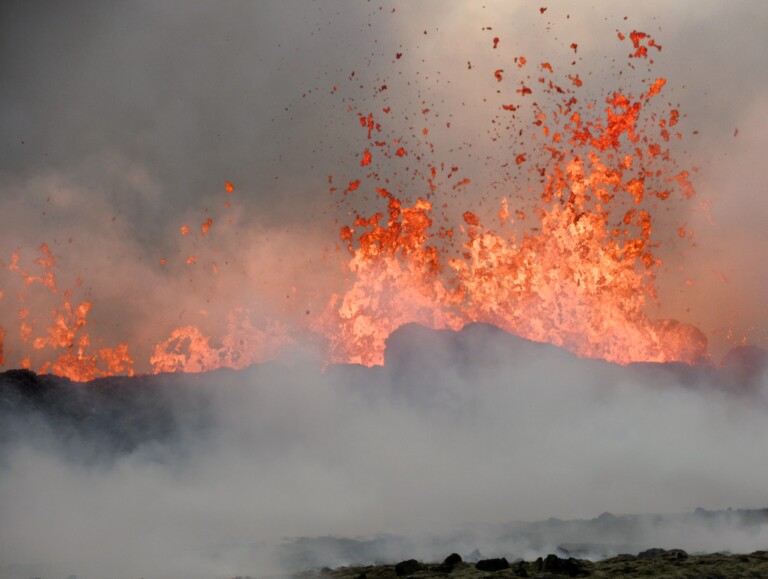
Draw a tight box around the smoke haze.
[1,325,767,577]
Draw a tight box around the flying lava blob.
[0,29,709,379]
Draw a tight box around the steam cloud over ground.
[2,325,768,577]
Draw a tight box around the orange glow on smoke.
[149,313,292,373]
[0,28,712,379]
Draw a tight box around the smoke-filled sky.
[1,0,767,371]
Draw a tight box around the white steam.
[1,325,767,578]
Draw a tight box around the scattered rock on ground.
[637,548,666,559]
[513,559,529,577]
[394,559,421,576]
[435,552,462,572]
[536,553,590,576]
[475,557,510,571]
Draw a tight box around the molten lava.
[2,244,133,381]
[0,27,711,379]
[320,189,462,366]
[321,29,706,366]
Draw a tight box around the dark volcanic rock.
[382,323,583,407]
[637,547,667,559]
[0,368,58,400]
[394,559,421,576]
[636,547,689,561]
[475,557,510,571]
[384,323,576,383]
[0,368,215,459]
[434,552,462,572]
[285,549,768,578]
[540,553,590,576]
[513,560,530,577]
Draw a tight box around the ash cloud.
[1,325,767,577]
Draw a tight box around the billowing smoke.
[1,324,767,577]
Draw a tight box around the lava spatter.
[0,24,708,377]
[322,29,705,366]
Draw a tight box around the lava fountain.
[0,27,712,379]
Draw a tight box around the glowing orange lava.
[320,28,707,366]
[0,27,711,379]
[2,244,133,381]
[319,189,462,366]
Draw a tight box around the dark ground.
[291,548,768,578]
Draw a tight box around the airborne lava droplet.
[646,77,666,99]
[463,211,480,226]
[224,180,235,193]
[494,69,504,82]
[568,74,583,87]
[493,36,499,49]
[360,149,372,166]
[344,180,361,195]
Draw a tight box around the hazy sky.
[1,1,767,367]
